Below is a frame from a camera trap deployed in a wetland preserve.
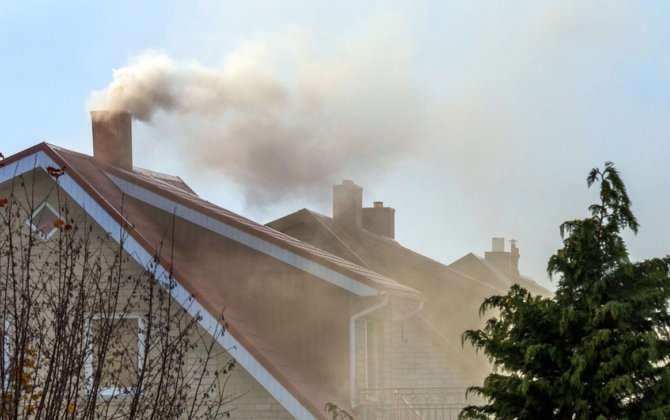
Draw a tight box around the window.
[365,320,380,389]
[25,202,60,240]
[87,315,144,396]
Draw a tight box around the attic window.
[26,203,61,240]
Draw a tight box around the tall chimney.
[91,111,133,170]
[333,180,363,229]
[485,237,512,272]
[362,201,395,239]
[510,239,520,275]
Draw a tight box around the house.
[1,112,550,419]
[267,180,553,416]
[1,111,479,419]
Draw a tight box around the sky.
[1,1,669,290]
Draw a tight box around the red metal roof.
[42,144,420,298]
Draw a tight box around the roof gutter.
[349,293,389,408]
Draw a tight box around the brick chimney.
[333,180,363,228]
[362,201,395,239]
[91,111,133,170]
[485,237,520,275]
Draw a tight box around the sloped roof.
[267,209,508,381]
[449,253,552,298]
[268,209,555,384]
[42,144,419,298]
[2,143,422,418]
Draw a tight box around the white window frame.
[25,201,61,241]
[85,313,145,397]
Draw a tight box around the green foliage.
[461,162,670,419]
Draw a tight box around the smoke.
[89,48,286,122]
[87,3,661,288]
[89,16,423,206]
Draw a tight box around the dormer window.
[26,202,60,240]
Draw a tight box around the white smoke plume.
[89,18,424,206]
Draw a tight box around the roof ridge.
[49,145,198,196]
[307,211,504,292]
[131,168,198,196]
[300,213,532,298]
[304,211,373,270]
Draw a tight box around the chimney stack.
[91,111,133,171]
[362,201,395,239]
[333,180,363,228]
[485,237,520,275]
[332,180,396,238]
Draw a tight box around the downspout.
[350,292,389,408]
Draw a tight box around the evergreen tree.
[461,162,670,419]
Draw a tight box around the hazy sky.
[2,1,669,290]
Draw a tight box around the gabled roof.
[9,144,418,298]
[449,253,552,298]
[1,143,422,419]
[268,209,507,381]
